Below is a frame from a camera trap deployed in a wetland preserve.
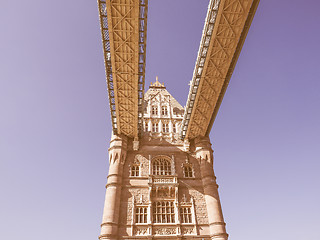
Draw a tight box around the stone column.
[194,137,228,240]
[100,134,128,240]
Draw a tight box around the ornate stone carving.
[153,227,176,235]
[133,155,141,165]
[182,226,195,235]
[134,226,148,236]
[153,177,174,183]
[152,186,175,198]
[190,188,209,224]
[133,154,149,176]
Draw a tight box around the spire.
[150,76,165,88]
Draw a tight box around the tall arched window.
[183,163,194,178]
[152,157,172,176]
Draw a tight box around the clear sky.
[1,0,319,239]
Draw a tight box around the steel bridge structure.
[98,0,259,143]
[97,0,259,239]
[98,0,148,139]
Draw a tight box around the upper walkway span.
[98,0,259,142]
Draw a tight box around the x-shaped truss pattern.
[98,0,148,138]
[181,0,259,140]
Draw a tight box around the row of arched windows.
[130,157,194,178]
[144,121,177,133]
[134,204,192,224]
[151,106,168,116]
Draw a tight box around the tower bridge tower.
[97,0,259,238]
[99,79,228,240]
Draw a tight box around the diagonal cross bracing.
[181,0,259,140]
[98,0,148,138]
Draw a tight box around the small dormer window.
[161,106,168,116]
[152,106,158,115]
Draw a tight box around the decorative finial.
[150,76,165,88]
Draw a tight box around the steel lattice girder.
[98,0,148,138]
[181,0,259,140]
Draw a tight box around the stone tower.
[99,79,228,240]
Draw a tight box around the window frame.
[153,201,175,223]
[183,164,194,178]
[152,122,159,132]
[152,157,172,176]
[135,206,148,224]
[180,206,192,223]
[152,106,158,115]
[162,123,169,133]
[161,106,168,116]
[130,164,140,177]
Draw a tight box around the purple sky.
[1,0,320,239]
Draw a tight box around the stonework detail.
[153,227,176,235]
[182,226,195,235]
[190,188,209,225]
[134,154,149,177]
[133,226,148,236]
[153,178,174,183]
[128,188,150,203]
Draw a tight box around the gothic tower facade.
[99,79,228,240]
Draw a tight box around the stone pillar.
[100,134,128,240]
[194,136,228,240]
[159,120,162,134]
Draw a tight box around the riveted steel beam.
[181,0,259,140]
[98,0,148,138]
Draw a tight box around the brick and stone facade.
[100,79,228,240]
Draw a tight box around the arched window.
[131,159,140,177]
[180,207,192,223]
[135,206,147,223]
[183,164,194,178]
[153,157,172,176]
